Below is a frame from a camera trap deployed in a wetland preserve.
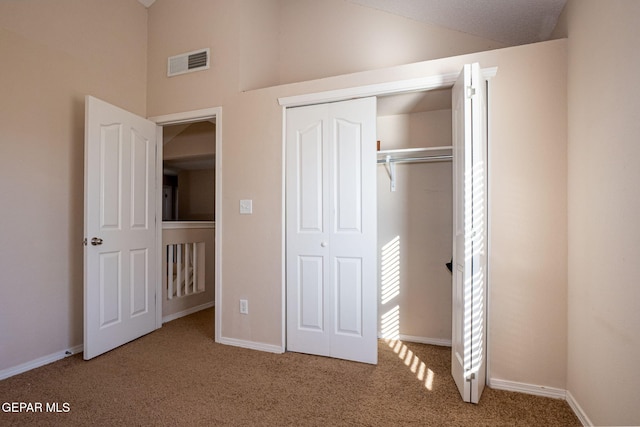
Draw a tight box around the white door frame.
[278,66,496,367]
[149,107,223,342]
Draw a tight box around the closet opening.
[376,88,454,348]
[281,63,491,402]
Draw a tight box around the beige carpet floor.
[0,308,580,426]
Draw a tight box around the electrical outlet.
[240,299,248,315]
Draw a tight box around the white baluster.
[167,244,174,300]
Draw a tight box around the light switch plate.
[240,199,252,214]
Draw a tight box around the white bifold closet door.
[286,97,377,365]
[451,63,488,403]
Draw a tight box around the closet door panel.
[286,104,330,357]
[297,122,324,233]
[286,97,377,365]
[451,62,487,404]
[327,97,377,365]
[334,256,363,336]
[298,255,324,331]
[333,118,362,234]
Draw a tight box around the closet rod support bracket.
[385,155,396,192]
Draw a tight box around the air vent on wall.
[167,48,210,77]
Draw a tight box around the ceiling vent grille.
[167,48,210,77]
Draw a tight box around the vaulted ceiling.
[138,0,567,46]
[348,0,566,45]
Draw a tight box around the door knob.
[320,241,328,247]
[91,237,103,246]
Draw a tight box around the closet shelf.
[377,146,452,192]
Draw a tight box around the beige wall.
[0,0,571,401]
[157,40,567,386]
[148,1,568,391]
[0,0,148,371]
[275,0,507,88]
[145,0,510,350]
[147,0,240,116]
[177,169,215,221]
[227,0,509,91]
[377,110,453,342]
[239,0,280,91]
[5,2,638,422]
[147,0,507,116]
[561,0,640,424]
[487,41,568,390]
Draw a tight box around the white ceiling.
[349,0,567,45]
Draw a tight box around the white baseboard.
[0,344,83,381]
[489,379,591,425]
[217,336,283,354]
[378,333,452,347]
[162,301,215,324]
[566,390,591,426]
[398,334,452,347]
[1,304,215,381]
[489,378,566,400]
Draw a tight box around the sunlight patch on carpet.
[385,339,435,391]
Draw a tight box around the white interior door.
[451,63,487,403]
[84,96,159,360]
[286,97,377,364]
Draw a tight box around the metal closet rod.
[377,145,453,155]
[376,154,452,164]
[377,146,453,192]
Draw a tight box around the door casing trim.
[149,107,223,343]
[278,67,496,371]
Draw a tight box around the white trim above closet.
[278,65,497,367]
[377,146,452,191]
[277,67,497,108]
